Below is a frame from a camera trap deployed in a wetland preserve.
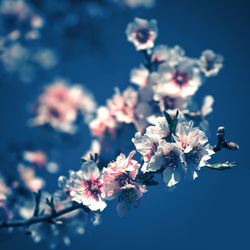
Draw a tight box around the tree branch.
[213,126,239,152]
[0,203,90,229]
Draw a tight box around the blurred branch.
[0,202,90,229]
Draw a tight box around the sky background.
[0,0,249,249]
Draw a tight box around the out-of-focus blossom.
[130,65,149,87]
[90,106,117,137]
[126,18,158,51]
[109,0,156,9]
[0,0,44,38]
[30,80,96,134]
[108,87,138,124]
[46,162,59,174]
[18,164,45,192]
[58,161,106,211]
[0,42,57,83]
[173,121,214,179]
[134,101,154,132]
[23,150,47,168]
[90,212,102,226]
[90,87,138,138]
[32,49,57,69]
[199,50,223,77]
[116,184,146,216]
[0,175,12,219]
[0,176,10,207]
[201,95,214,117]
[153,60,202,99]
[151,45,185,67]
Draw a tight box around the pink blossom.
[102,151,146,211]
[18,164,45,192]
[31,80,96,134]
[90,106,117,137]
[58,161,107,211]
[108,87,138,124]
[23,150,47,168]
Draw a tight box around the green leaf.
[206,161,237,170]
[163,111,172,126]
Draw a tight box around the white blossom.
[58,161,107,211]
[126,18,158,51]
[199,50,223,77]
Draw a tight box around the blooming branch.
[0,16,239,249]
[0,202,90,229]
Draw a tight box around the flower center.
[205,57,215,71]
[86,180,102,200]
[136,28,150,44]
[116,173,131,187]
[172,70,191,87]
[121,188,137,203]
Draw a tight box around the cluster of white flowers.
[58,151,146,216]
[133,115,214,189]
[0,17,237,250]
[87,18,220,165]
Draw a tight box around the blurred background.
[0,0,249,249]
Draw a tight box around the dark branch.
[213,126,239,152]
[0,203,90,229]
[142,49,153,72]
[33,190,42,217]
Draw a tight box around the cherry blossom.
[199,50,223,77]
[90,106,117,137]
[18,164,45,192]
[126,17,158,50]
[173,121,214,179]
[108,87,138,124]
[153,59,202,99]
[102,151,141,198]
[31,80,96,134]
[58,161,107,211]
[23,150,47,168]
[151,45,185,67]
[130,65,149,88]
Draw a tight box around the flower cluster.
[30,79,97,134]
[87,18,222,166]
[133,114,214,189]
[0,17,238,250]
[59,151,146,216]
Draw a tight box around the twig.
[213,126,239,152]
[0,203,90,229]
[142,49,153,72]
[33,190,42,217]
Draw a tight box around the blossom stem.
[142,49,152,72]
[0,203,90,229]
